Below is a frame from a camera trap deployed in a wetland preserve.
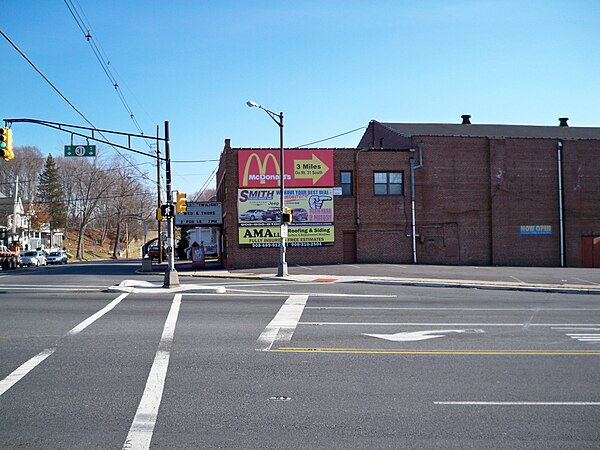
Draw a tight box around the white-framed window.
[374,171,403,195]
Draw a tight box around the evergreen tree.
[37,154,66,242]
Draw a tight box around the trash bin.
[191,242,205,269]
[142,255,153,272]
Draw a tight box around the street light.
[247,100,288,277]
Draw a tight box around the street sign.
[64,145,96,157]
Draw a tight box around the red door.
[343,232,356,264]
[582,236,600,268]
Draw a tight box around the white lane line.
[305,307,600,311]
[553,327,600,330]
[225,288,395,298]
[123,294,182,450]
[435,401,600,406]
[509,276,526,284]
[300,322,600,327]
[0,286,104,292]
[575,278,600,285]
[0,293,129,398]
[0,348,55,397]
[257,295,308,351]
[67,293,129,336]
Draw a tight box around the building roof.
[377,121,600,140]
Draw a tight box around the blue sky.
[2,1,599,197]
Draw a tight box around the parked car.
[20,250,47,267]
[262,207,281,221]
[148,245,160,260]
[292,208,308,221]
[239,209,265,221]
[47,250,68,265]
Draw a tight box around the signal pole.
[163,120,179,288]
[156,125,163,263]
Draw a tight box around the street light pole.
[246,101,288,277]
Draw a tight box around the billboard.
[239,225,334,248]
[238,188,334,223]
[237,188,334,247]
[238,149,334,188]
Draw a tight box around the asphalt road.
[1,260,599,448]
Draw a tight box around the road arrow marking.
[293,153,330,184]
[363,329,485,342]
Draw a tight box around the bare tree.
[66,157,114,259]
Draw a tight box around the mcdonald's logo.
[239,151,281,187]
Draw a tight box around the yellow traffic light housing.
[176,191,187,213]
[156,207,163,221]
[0,127,13,160]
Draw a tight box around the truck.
[0,245,19,270]
[186,227,218,256]
[0,227,19,270]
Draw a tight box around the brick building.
[215,117,600,269]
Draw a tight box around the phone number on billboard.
[247,242,331,248]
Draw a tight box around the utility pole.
[156,125,163,263]
[12,175,19,238]
[163,121,179,287]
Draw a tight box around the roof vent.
[461,114,471,125]
[558,117,569,127]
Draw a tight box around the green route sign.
[64,145,96,157]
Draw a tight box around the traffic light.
[156,207,163,221]
[0,127,13,160]
[282,207,293,223]
[176,191,187,213]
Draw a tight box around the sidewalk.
[144,261,600,295]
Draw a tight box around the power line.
[63,0,145,135]
[171,159,219,163]
[0,28,93,129]
[294,126,366,148]
[0,28,155,186]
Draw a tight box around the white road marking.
[575,278,600,285]
[306,307,600,311]
[301,322,600,327]
[435,401,600,406]
[124,294,182,450]
[509,276,526,284]
[552,327,600,343]
[364,329,485,342]
[0,348,55,397]
[257,295,308,351]
[0,284,105,291]
[225,288,395,298]
[67,293,129,336]
[0,293,129,397]
[553,327,600,330]
[566,334,600,342]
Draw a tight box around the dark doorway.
[343,231,356,263]
[582,236,600,268]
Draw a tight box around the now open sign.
[520,224,552,235]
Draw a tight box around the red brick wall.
[217,132,600,268]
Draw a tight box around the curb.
[136,268,600,295]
